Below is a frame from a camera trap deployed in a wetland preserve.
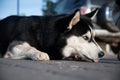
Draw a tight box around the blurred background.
[0,0,120,60]
[0,0,116,18]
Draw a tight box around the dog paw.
[30,52,50,61]
[37,52,50,61]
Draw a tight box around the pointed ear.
[85,8,99,20]
[67,10,80,30]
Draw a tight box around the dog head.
[59,9,104,62]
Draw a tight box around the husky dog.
[0,9,104,62]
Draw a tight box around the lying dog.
[0,9,104,62]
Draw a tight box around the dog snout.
[98,51,104,58]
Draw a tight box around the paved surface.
[0,57,120,80]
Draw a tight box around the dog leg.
[25,47,50,61]
[4,41,50,61]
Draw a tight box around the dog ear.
[67,10,80,30]
[56,10,80,33]
[85,8,99,20]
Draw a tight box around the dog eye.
[82,36,89,40]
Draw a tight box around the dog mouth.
[73,52,100,63]
[83,55,99,63]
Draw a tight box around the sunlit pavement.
[0,55,120,80]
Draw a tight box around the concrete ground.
[0,54,120,80]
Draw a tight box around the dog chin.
[81,54,100,63]
[92,59,99,63]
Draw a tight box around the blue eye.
[82,36,89,40]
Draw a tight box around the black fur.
[0,11,92,60]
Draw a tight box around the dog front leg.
[4,41,50,61]
[25,47,50,61]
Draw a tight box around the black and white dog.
[0,9,104,62]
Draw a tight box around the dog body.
[0,9,104,62]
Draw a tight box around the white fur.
[62,30,103,60]
[4,42,50,61]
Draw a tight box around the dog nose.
[98,51,104,58]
